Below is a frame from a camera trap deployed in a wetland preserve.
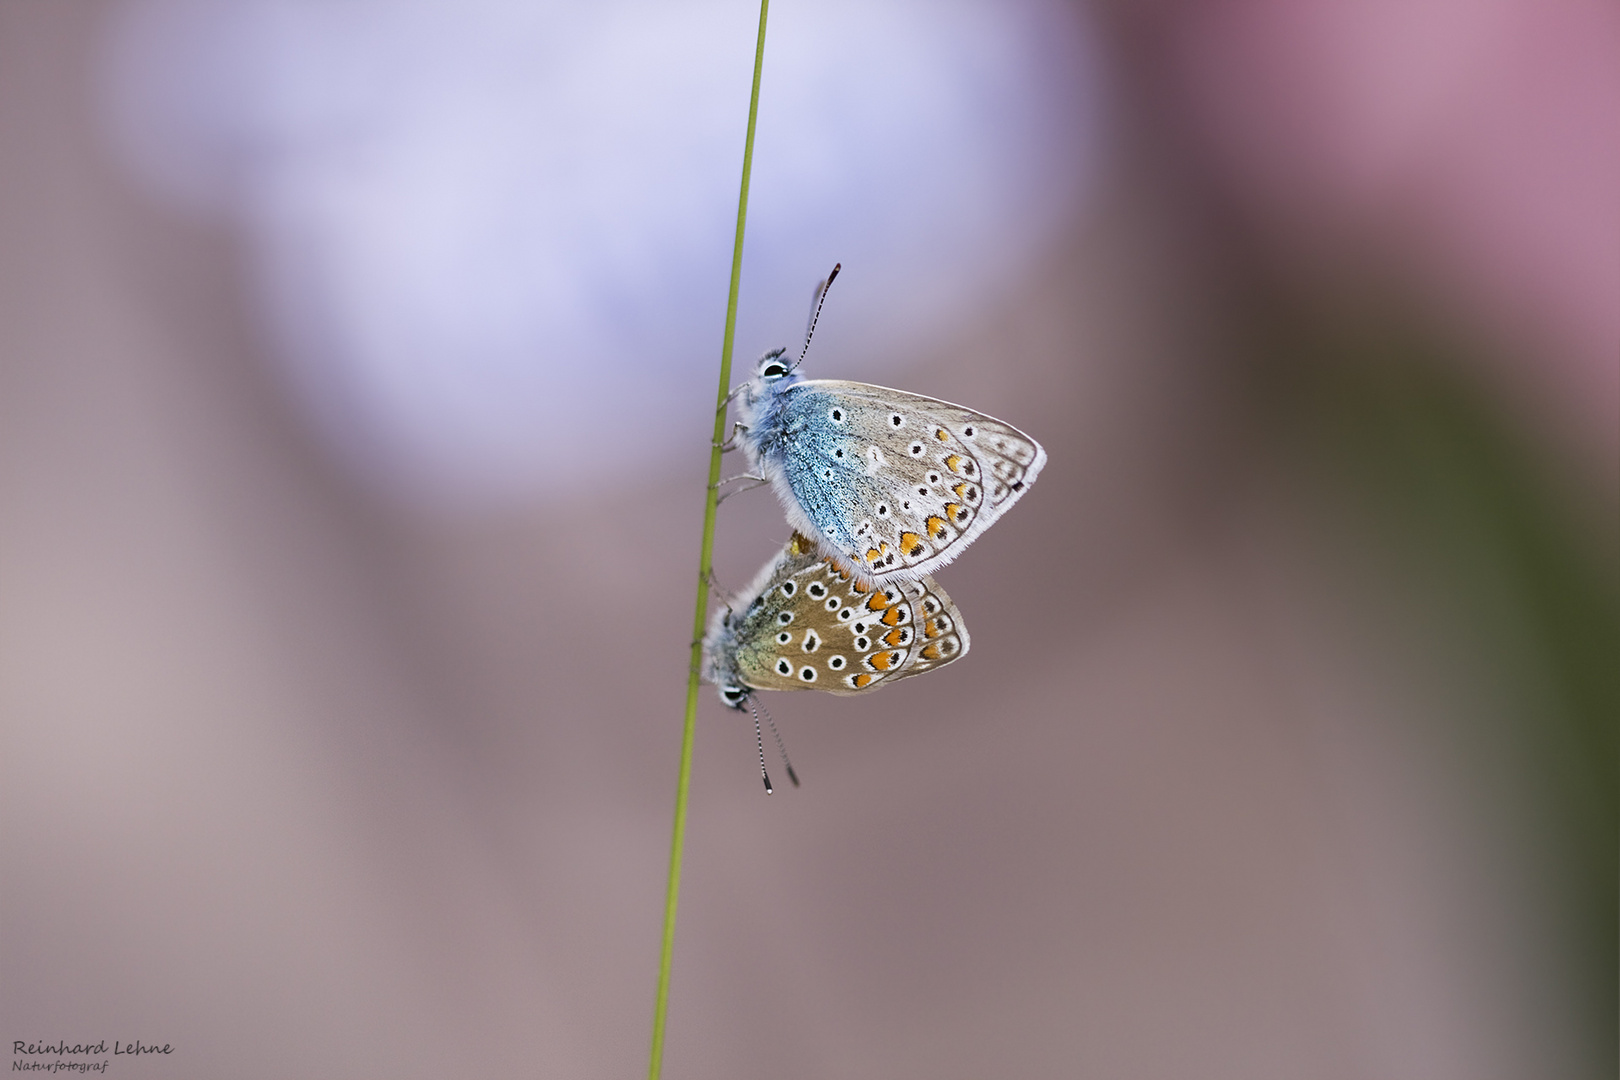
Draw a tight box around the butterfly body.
[735,349,1045,582]
[705,532,970,708]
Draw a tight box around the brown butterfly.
[705,532,970,709]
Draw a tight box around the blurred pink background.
[2,2,1613,1078]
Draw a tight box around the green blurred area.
[1260,305,1617,1071]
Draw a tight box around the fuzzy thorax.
[734,347,799,468]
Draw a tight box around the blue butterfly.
[728,266,1046,581]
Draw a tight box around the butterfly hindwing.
[765,380,1045,580]
[901,575,972,674]
[705,533,970,702]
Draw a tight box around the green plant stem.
[649,2,770,1077]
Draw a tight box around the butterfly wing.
[711,534,969,696]
[877,573,971,683]
[770,380,1044,581]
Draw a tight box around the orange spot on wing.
[935,428,950,441]
[899,531,925,557]
[926,515,948,539]
[880,606,904,626]
[851,673,873,689]
[925,618,942,638]
[866,591,892,611]
[883,628,907,647]
[869,650,900,671]
[944,454,962,473]
[921,643,941,660]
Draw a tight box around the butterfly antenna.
[756,697,800,787]
[790,262,841,374]
[747,697,774,794]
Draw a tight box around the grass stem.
[649,3,770,1077]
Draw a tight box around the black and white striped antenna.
[746,696,773,794]
[745,695,800,794]
[789,262,840,374]
[757,696,799,788]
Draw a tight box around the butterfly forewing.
[771,381,1044,582]
[718,534,969,696]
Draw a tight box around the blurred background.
[1,1,1613,1076]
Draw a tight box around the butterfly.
[705,531,970,710]
[728,267,1045,582]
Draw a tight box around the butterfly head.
[736,347,801,434]
[703,604,753,709]
[754,347,798,383]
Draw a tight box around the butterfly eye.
[761,362,788,378]
[721,686,747,706]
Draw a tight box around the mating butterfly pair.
[704,267,1045,716]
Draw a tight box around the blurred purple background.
[1,2,1613,1078]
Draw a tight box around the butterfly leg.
[690,571,734,650]
[702,566,736,609]
[712,473,767,507]
[712,420,747,453]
